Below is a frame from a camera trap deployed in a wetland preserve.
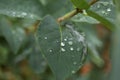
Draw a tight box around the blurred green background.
[0,0,119,80]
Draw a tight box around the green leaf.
[28,35,47,74]
[71,0,90,9]
[86,10,114,31]
[89,0,115,30]
[0,0,44,19]
[14,34,47,73]
[36,15,87,80]
[71,14,99,24]
[0,17,26,54]
[44,0,73,18]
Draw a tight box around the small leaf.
[36,15,87,80]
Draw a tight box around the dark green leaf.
[28,35,47,74]
[36,15,87,80]
[0,0,44,19]
[0,17,26,54]
[44,0,73,18]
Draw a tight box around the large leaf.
[36,15,87,80]
[0,17,26,54]
[14,34,47,74]
[28,35,47,74]
[44,0,73,18]
[0,0,43,19]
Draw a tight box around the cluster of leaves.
[0,0,116,80]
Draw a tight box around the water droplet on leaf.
[61,48,66,52]
[73,62,77,65]
[68,41,73,45]
[71,70,75,74]
[21,12,27,16]
[44,37,47,39]
[107,8,111,12]
[70,47,74,51]
[64,38,67,41]
[49,49,52,52]
[61,42,65,46]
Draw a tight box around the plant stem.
[57,9,82,23]
[57,0,99,23]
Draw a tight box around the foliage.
[0,0,118,80]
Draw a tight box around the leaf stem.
[57,9,82,23]
[57,0,99,23]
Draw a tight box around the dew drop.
[107,8,111,12]
[73,62,77,65]
[12,12,16,16]
[101,11,108,15]
[44,37,47,39]
[71,70,75,74]
[61,48,66,52]
[70,47,74,51]
[97,4,100,8]
[21,12,27,16]
[21,12,27,17]
[49,49,52,52]
[101,11,106,14]
[61,42,65,46]
[68,41,73,45]
[64,38,67,41]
